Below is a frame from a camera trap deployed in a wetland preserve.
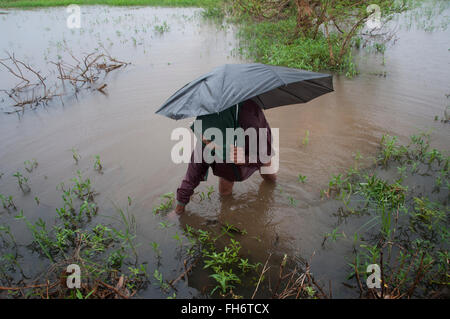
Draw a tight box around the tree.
[293,0,414,66]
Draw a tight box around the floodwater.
[0,5,449,298]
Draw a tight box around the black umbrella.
[155,63,333,120]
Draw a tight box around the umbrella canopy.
[155,63,333,120]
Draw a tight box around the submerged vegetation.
[0,0,448,300]
[0,50,129,114]
[322,131,449,298]
[205,0,448,77]
[0,0,221,8]
[0,131,447,298]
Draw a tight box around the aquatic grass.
[150,241,161,258]
[0,0,222,8]
[287,196,298,207]
[15,210,55,262]
[12,171,30,193]
[172,232,183,246]
[154,21,170,34]
[297,174,307,183]
[236,16,358,76]
[326,132,449,297]
[153,269,170,292]
[71,170,95,201]
[0,194,16,210]
[24,159,38,173]
[302,130,310,146]
[1,164,152,297]
[183,225,260,298]
[93,155,103,172]
[322,227,344,246]
[158,221,173,229]
[152,192,175,214]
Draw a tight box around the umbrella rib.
[302,78,334,92]
[267,66,287,86]
[277,86,307,103]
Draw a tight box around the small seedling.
[150,241,161,257]
[13,172,30,193]
[154,21,170,34]
[94,155,103,172]
[153,192,175,214]
[302,130,310,146]
[158,221,173,229]
[287,196,298,207]
[323,227,344,245]
[172,232,183,246]
[24,159,38,173]
[297,174,307,183]
[153,269,170,291]
[0,194,16,210]
[71,148,81,164]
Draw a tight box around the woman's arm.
[175,148,209,214]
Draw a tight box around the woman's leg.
[219,177,234,195]
[260,160,277,182]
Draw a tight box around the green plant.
[24,159,38,173]
[297,174,307,183]
[153,269,170,291]
[153,192,175,214]
[71,170,95,201]
[71,148,81,164]
[13,172,30,193]
[323,227,344,246]
[150,241,162,257]
[94,155,103,172]
[0,194,16,210]
[287,196,298,207]
[154,21,170,34]
[302,130,310,146]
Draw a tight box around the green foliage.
[153,192,175,214]
[13,171,30,193]
[0,194,16,210]
[237,17,356,75]
[71,148,81,164]
[154,21,170,34]
[297,174,307,183]
[24,159,38,173]
[94,155,103,172]
[326,132,449,297]
[184,225,260,297]
[302,130,310,146]
[0,0,222,8]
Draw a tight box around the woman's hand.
[167,204,185,221]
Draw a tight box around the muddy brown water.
[0,6,449,298]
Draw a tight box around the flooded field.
[0,5,449,298]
